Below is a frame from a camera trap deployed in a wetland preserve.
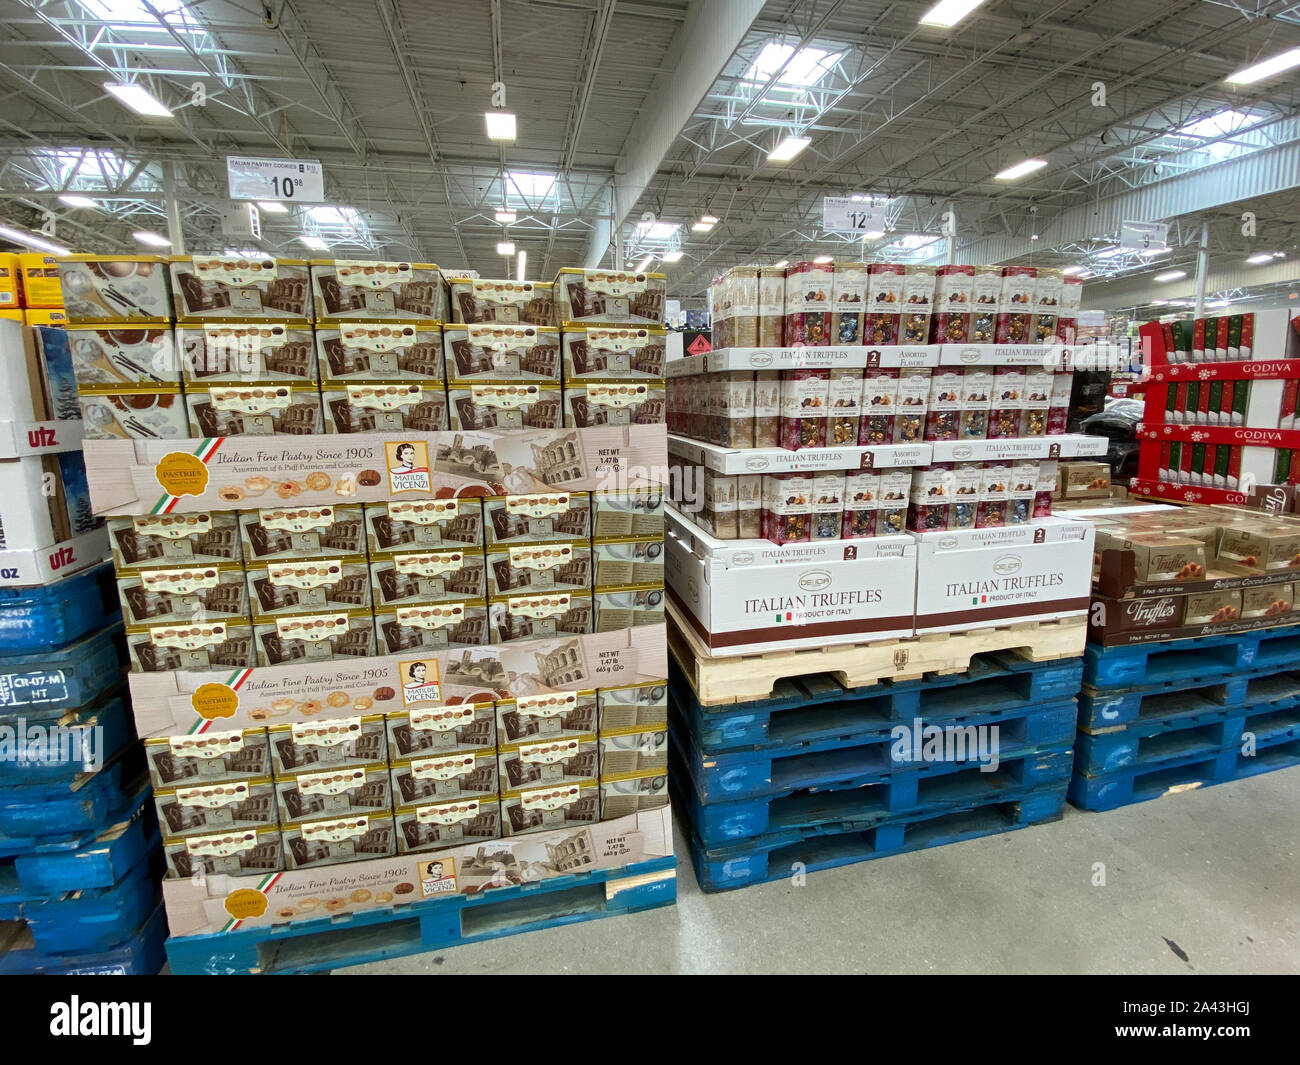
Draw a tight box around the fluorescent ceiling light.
[1062,266,1089,276]
[772,260,789,269]
[505,171,556,201]
[919,0,989,27]
[633,255,653,273]
[699,215,719,225]
[661,250,684,263]
[58,194,100,209]
[305,205,359,227]
[994,158,1047,181]
[256,201,288,214]
[1154,270,1186,282]
[863,229,884,240]
[485,111,517,141]
[516,250,527,282]
[1226,47,1300,86]
[299,235,329,251]
[690,221,714,233]
[635,221,680,241]
[1151,299,1169,306]
[767,135,811,163]
[0,225,69,256]
[495,210,517,224]
[1207,300,1230,308]
[1246,253,1275,264]
[813,255,834,264]
[497,241,515,256]
[104,82,172,118]
[1274,252,1286,259]
[133,230,170,248]
[743,42,843,89]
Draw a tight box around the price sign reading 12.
[823,196,886,234]
[226,155,325,204]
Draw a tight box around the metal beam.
[582,0,765,268]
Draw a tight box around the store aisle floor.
[340,766,1300,975]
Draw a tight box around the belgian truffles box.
[446,277,554,326]
[154,777,277,839]
[553,268,666,326]
[177,322,319,384]
[145,729,272,789]
[394,797,501,853]
[484,493,590,546]
[488,591,594,643]
[486,542,592,596]
[281,813,396,870]
[56,255,172,323]
[365,498,484,552]
[127,620,256,673]
[370,547,487,607]
[497,691,598,745]
[323,382,449,433]
[238,504,366,561]
[274,765,392,823]
[116,562,250,626]
[64,324,180,386]
[499,734,598,792]
[268,716,388,776]
[447,383,561,430]
[373,601,489,654]
[310,260,443,320]
[316,322,444,382]
[169,256,313,320]
[444,324,561,383]
[164,826,283,880]
[386,701,496,760]
[501,780,599,836]
[108,512,243,569]
[563,381,665,427]
[391,750,499,803]
[561,325,666,380]
[186,383,324,436]
[254,610,377,665]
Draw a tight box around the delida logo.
[993,554,1023,575]
[731,551,754,566]
[953,445,973,460]
[798,569,831,592]
[744,456,769,472]
[749,351,774,368]
[959,347,980,363]
[27,425,58,449]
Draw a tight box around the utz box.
[489,591,594,643]
[553,268,666,326]
[145,728,271,788]
[108,511,242,568]
[254,610,376,665]
[484,493,590,546]
[315,321,444,382]
[444,324,560,382]
[447,383,561,431]
[127,620,256,674]
[274,765,392,823]
[186,382,324,436]
[596,682,667,733]
[310,260,443,320]
[499,733,598,792]
[281,813,396,870]
[239,504,366,561]
[154,777,277,839]
[269,715,388,776]
[497,691,597,745]
[365,498,483,553]
[486,542,592,596]
[56,255,171,321]
[163,826,282,880]
[562,325,666,380]
[446,277,554,326]
[374,601,489,654]
[501,780,599,836]
[371,548,487,606]
[391,750,498,803]
[394,797,502,853]
[912,516,1094,634]
[387,701,496,760]
[169,256,312,320]
[324,382,449,433]
[178,321,318,383]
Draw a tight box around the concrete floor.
[340,766,1300,975]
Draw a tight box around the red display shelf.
[1129,477,1252,506]
[1137,423,1300,448]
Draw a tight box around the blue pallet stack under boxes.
[0,563,167,974]
[670,649,1084,892]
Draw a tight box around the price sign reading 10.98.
[226,155,325,203]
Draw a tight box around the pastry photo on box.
[316,321,443,381]
[145,729,271,789]
[448,383,561,431]
[501,780,599,836]
[324,383,448,433]
[56,255,171,323]
[127,620,256,674]
[164,826,283,880]
[269,715,388,776]
[489,591,593,643]
[446,277,554,326]
[564,381,665,428]
[497,690,597,744]
[365,498,483,552]
[387,701,497,759]
[444,323,560,381]
[485,493,591,545]
[255,610,377,665]
[170,256,312,319]
[275,765,392,823]
[154,778,277,838]
[487,543,592,596]
[281,813,396,870]
[187,383,324,437]
[109,511,242,568]
[371,549,487,606]
[391,750,499,803]
[178,321,318,383]
[310,260,443,320]
[395,797,502,853]
[374,602,489,654]
[239,504,366,560]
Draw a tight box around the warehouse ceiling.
[0,0,1298,302]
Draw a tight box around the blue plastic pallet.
[683,782,1068,892]
[0,691,133,784]
[671,698,1078,804]
[0,761,129,840]
[1069,735,1300,811]
[22,854,161,956]
[0,562,119,654]
[1074,698,1300,778]
[0,901,167,975]
[673,651,1083,753]
[165,854,677,974]
[0,621,125,719]
[10,780,156,892]
[673,735,1074,847]
[1078,668,1300,733]
[1083,623,1300,690]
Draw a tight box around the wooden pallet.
[666,600,1087,706]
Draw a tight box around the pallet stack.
[670,635,1084,891]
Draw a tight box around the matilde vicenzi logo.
[49,998,151,1045]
